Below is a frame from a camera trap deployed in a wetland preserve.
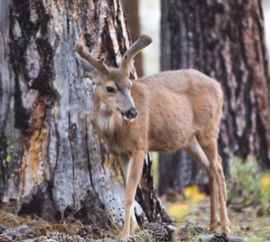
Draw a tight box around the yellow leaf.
[168,202,190,223]
[260,175,270,192]
[183,185,205,203]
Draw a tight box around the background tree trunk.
[159,0,270,194]
[0,0,169,231]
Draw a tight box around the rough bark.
[159,0,270,194]
[136,154,172,225]
[0,0,169,231]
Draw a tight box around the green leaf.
[6,155,11,163]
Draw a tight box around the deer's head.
[75,34,152,121]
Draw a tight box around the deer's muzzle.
[122,107,137,120]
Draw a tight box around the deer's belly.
[148,106,196,152]
[148,126,194,152]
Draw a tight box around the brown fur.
[75,35,230,240]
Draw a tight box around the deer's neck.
[93,100,124,150]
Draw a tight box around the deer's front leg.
[120,150,145,240]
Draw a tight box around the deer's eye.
[106,86,116,94]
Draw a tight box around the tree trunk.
[0,0,169,232]
[160,0,270,194]
[159,151,208,195]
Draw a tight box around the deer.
[75,34,231,240]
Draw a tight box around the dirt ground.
[0,195,269,241]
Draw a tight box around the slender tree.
[159,0,270,194]
[0,0,169,233]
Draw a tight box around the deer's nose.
[123,107,137,120]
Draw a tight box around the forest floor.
[171,197,270,241]
[0,159,269,242]
[163,159,270,242]
[0,197,269,242]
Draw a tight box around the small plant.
[245,235,265,242]
[228,157,270,213]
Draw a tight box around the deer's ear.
[76,53,102,82]
[76,53,99,74]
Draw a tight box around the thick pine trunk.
[0,0,169,232]
[159,0,270,194]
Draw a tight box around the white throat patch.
[96,102,123,135]
[100,102,109,111]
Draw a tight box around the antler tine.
[75,41,110,76]
[120,34,152,75]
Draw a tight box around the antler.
[120,34,152,76]
[75,40,110,76]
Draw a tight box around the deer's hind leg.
[185,137,220,232]
[199,137,231,234]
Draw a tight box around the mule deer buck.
[75,34,230,240]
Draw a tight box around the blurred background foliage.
[228,157,270,213]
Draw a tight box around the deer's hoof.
[120,234,129,241]
[221,218,231,234]
[209,221,221,232]
[221,224,231,235]
[120,234,140,242]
